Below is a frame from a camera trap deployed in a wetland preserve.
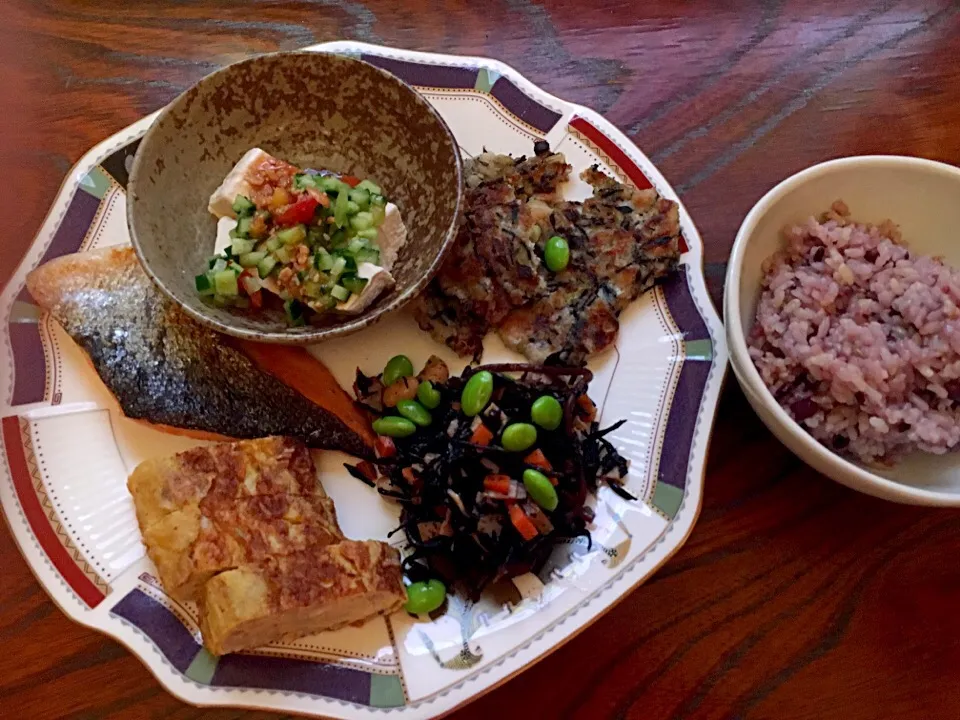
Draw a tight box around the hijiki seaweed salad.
[347,356,632,604]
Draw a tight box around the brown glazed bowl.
[127,51,462,344]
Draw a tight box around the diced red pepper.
[340,175,361,188]
[374,436,396,458]
[249,289,263,310]
[273,193,319,226]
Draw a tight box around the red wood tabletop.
[4,1,960,718]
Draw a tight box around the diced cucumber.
[347,237,369,254]
[239,251,267,268]
[320,176,349,194]
[350,211,374,232]
[370,205,386,225]
[257,255,278,278]
[355,179,382,195]
[329,229,348,248]
[330,284,350,302]
[329,255,347,282]
[195,273,214,296]
[356,228,379,241]
[211,257,228,273]
[354,247,380,265]
[214,270,239,296]
[230,237,254,256]
[236,216,254,237]
[276,224,307,246]
[334,188,349,228]
[265,236,282,252]
[370,193,386,207]
[284,299,305,327]
[312,294,338,312]
[293,173,317,190]
[341,275,368,295]
[274,246,293,264]
[346,200,360,215]
[232,195,255,216]
[315,248,334,271]
[233,297,250,309]
[349,188,370,210]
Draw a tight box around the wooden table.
[3,1,960,718]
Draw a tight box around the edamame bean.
[404,579,446,614]
[372,416,417,438]
[501,422,537,452]
[544,235,570,272]
[383,355,414,386]
[396,399,432,427]
[523,469,559,511]
[531,395,563,430]
[461,370,494,417]
[417,380,442,409]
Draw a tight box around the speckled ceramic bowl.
[127,51,462,344]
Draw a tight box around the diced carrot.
[470,424,494,446]
[577,394,597,422]
[509,504,538,541]
[375,436,396,458]
[355,461,377,482]
[549,476,558,486]
[483,475,512,495]
[341,175,361,188]
[402,467,418,484]
[524,449,552,471]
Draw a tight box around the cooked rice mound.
[749,201,960,464]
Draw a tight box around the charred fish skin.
[27,248,371,459]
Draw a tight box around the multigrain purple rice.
[749,201,960,464]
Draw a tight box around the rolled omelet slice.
[199,539,407,655]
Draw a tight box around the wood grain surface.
[4,1,960,718]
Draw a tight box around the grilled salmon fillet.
[129,437,343,600]
[25,247,374,457]
[199,539,406,655]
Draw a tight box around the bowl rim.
[725,154,960,505]
[126,49,464,345]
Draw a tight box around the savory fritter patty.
[412,142,682,363]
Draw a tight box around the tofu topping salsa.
[198,150,406,325]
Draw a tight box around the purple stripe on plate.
[36,189,101,268]
[657,268,714,491]
[361,54,477,89]
[661,266,710,341]
[657,355,712,491]
[110,589,201,673]
[489,77,561,134]
[212,652,372,704]
[9,322,45,406]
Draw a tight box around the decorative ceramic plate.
[0,42,726,718]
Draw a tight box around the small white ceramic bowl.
[726,155,960,506]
